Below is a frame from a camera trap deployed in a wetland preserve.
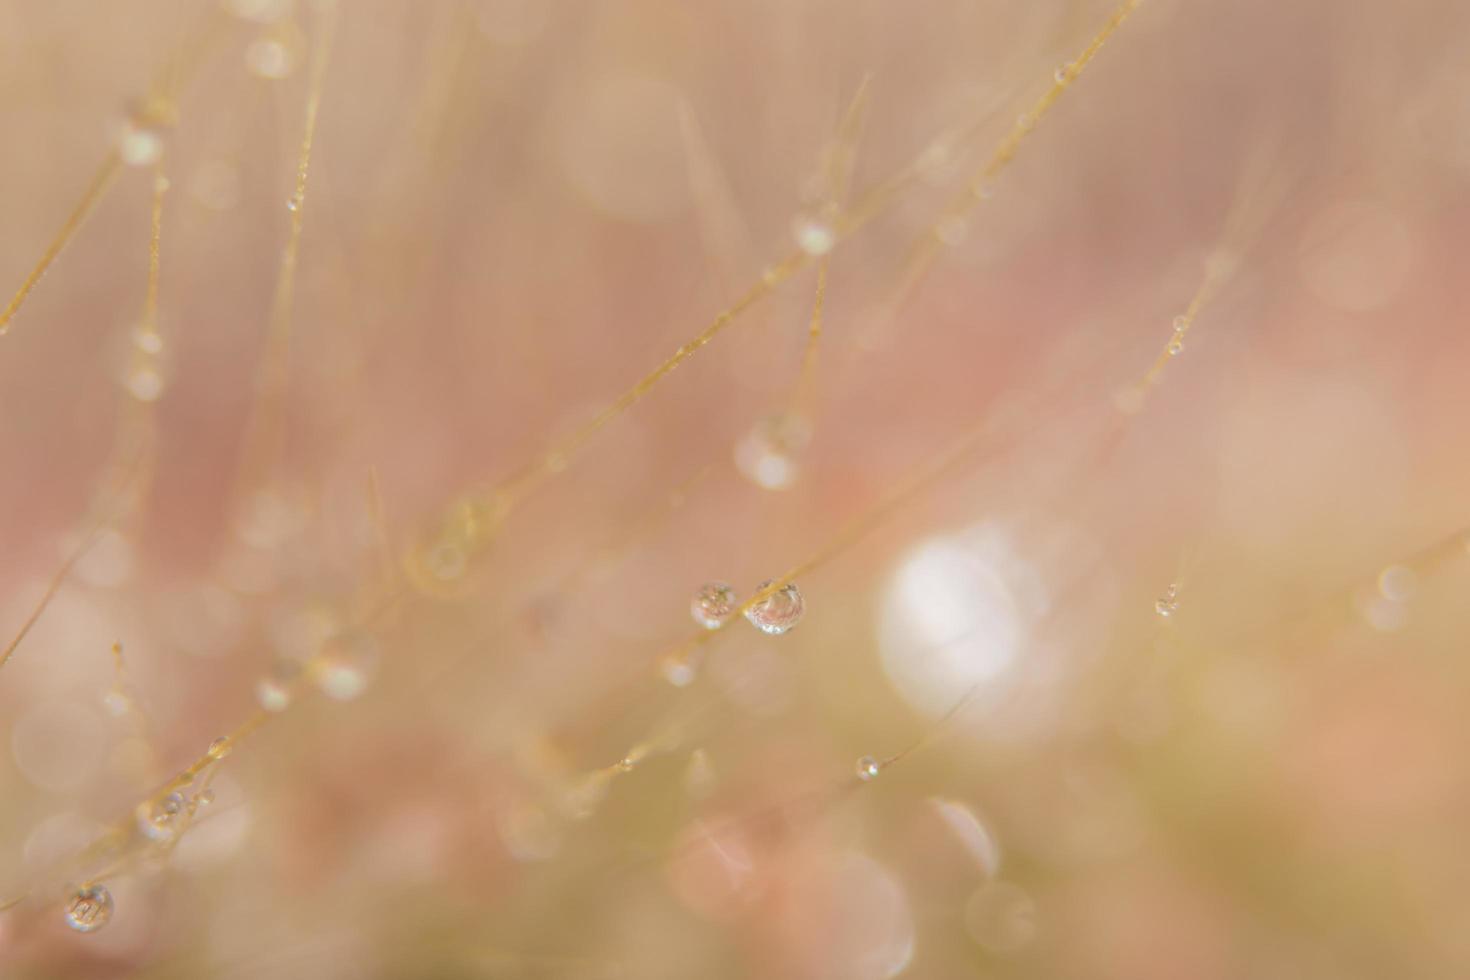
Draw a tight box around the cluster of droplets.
[133,783,213,844]
[124,319,169,402]
[1154,583,1180,618]
[1167,314,1188,356]
[688,580,806,636]
[63,884,114,933]
[734,413,811,491]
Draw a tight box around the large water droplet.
[63,884,114,933]
[744,579,805,635]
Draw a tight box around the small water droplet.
[744,579,805,635]
[734,413,811,491]
[661,654,696,687]
[64,884,114,933]
[195,788,215,806]
[1172,315,1188,331]
[125,362,165,402]
[100,689,131,718]
[285,196,300,212]
[207,736,231,760]
[315,629,380,701]
[1167,339,1184,356]
[856,755,881,781]
[791,212,836,257]
[255,659,300,712]
[690,581,738,630]
[245,37,294,79]
[136,791,187,842]
[1054,65,1070,83]
[133,326,164,354]
[1155,583,1179,618]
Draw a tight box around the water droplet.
[195,788,215,807]
[315,629,380,701]
[690,581,738,630]
[1172,315,1188,331]
[136,791,186,842]
[125,362,165,402]
[1154,584,1179,618]
[744,579,805,635]
[661,654,697,687]
[255,659,300,712]
[245,37,294,79]
[791,211,836,256]
[133,326,164,354]
[286,196,300,212]
[118,122,163,167]
[207,737,231,760]
[100,689,131,718]
[856,755,881,781]
[1377,564,1417,602]
[734,413,811,491]
[64,884,113,933]
[1054,65,1070,83]
[1167,339,1184,356]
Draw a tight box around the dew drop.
[100,689,131,718]
[1154,583,1179,618]
[791,212,836,256]
[734,413,811,491]
[195,788,215,807]
[136,792,186,842]
[744,579,805,635]
[64,884,113,933]
[125,363,165,402]
[245,37,294,79]
[255,659,300,712]
[1167,339,1184,356]
[1054,65,1070,83]
[207,736,231,760]
[132,326,164,355]
[117,121,164,167]
[1172,315,1188,331]
[661,654,697,688]
[690,581,738,630]
[856,755,881,781]
[315,629,381,701]
[286,196,300,212]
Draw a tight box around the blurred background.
[2,0,1470,976]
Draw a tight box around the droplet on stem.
[856,755,881,781]
[744,579,805,635]
[315,629,381,701]
[64,884,114,933]
[690,582,738,630]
